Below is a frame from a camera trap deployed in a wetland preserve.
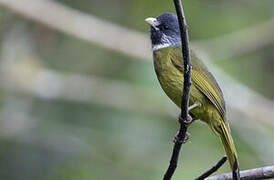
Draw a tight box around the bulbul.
[146,12,240,179]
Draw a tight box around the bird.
[145,12,240,179]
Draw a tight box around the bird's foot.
[175,104,198,144]
[173,131,191,144]
[178,104,198,126]
[178,113,194,126]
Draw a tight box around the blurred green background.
[0,0,273,179]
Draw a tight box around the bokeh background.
[0,0,273,179]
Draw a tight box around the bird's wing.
[169,47,226,119]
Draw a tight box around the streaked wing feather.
[170,47,226,119]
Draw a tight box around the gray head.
[146,13,181,51]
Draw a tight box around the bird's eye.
[164,25,169,30]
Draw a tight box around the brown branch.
[195,156,227,180]
[163,0,192,179]
[206,165,274,180]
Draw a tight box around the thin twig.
[206,165,274,180]
[174,0,192,121]
[163,0,192,179]
[195,156,227,180]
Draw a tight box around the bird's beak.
[145,17,160,28]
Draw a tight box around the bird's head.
[145,13,181,51]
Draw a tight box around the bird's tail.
[214,120,240,179]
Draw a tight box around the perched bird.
[146,13,240,179]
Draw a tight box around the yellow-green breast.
[153,46,226,126]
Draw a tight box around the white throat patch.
[151,33,180,51]
[152,43,171,51]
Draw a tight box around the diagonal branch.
[195,156,227,180]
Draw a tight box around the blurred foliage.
[0,0,273,180]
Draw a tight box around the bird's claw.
[173,131,191,144]
[178,114,193,126]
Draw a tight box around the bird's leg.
[174,104,199,143]
[174,113,193,143]
[188,103,199,111]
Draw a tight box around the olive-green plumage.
[153,46,239,173]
